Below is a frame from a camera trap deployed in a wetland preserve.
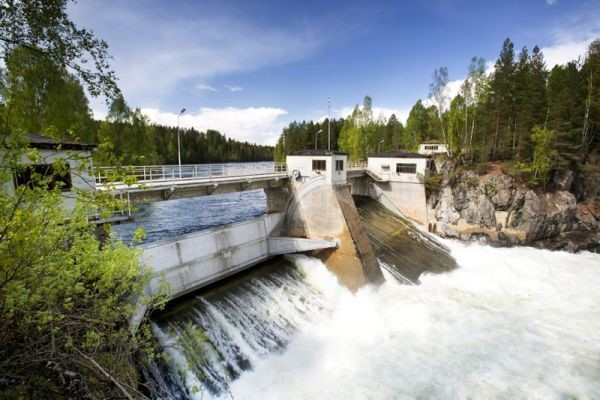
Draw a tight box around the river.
[117,191,600,399]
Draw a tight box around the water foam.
[223,243,600,400]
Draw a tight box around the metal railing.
[347,161,367,170]
[95,162,287,187]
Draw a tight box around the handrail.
[347,161,367,170]
[95,162,287,187]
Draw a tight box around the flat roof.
[288,149,347,156]
[26,133,96,151]
[369,150,426,159]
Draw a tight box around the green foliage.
[0,0,120,99]
[0,132,166,397]
[1,47,95,142]
[405,100,434,149]
[339,97,376,160]
[530,126,557,183]
[483,181,497,195]
[417,171,443,197]
[513,127,557,187]
[335,96,405,160]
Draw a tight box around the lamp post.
[315,129,323,150]
[378,139,384,154]
[327,97,331,151]
[177,108,186,178]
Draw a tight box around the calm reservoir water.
[123,191,600,399]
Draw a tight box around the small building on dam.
[98,149,432,325]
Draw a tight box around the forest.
[275,38,600,190]
[0,47,273,166]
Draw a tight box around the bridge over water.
[94,156,425,326]
[95,161,368,204]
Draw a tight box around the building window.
[335,160,344,171]
[14,163,72,192]
[425,145,439,150]
[396,163,417,174]
[312,159,326,171]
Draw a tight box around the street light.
[315,129,323,150]
[327,97,331,151]
[378,139,384,154]
[177,107,186,178]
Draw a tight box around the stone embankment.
[428,161,600,253]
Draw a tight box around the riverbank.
[427,160,600,253]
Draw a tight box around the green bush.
[0,135,166,398]
[417,172,443,197]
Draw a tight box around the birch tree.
[429,66,449,147]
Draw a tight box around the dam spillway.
[136,194,600,399]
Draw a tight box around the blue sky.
[70,0,600,145]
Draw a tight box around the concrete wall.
[371,181,428,224]
[287,154,347,184]
[141,213,283,299]
[347,174,370,196]
[367,156,427,183]
[132,212,338,328]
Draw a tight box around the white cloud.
[140,106,288,145]
[541,38,594,68]
[540,5,599,67]
[92,109,107,121]
[196,84,218,92]
[225,85,243,92]
[69,1,321,107]
[546,0,557,5]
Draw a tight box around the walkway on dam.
[95,162,290,203]
[95,163,288,190]
[94,162,369,203]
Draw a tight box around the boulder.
[478,194,496,228]
[551,169,574,192]
[428,160,597,252]
[485,175,513,210]
[437,222,459,238]
[436,187,460,224]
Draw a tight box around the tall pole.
[327,97,331,151]
[177,108,186,178]
[315,129,322,150]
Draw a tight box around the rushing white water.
[219,243,600,400]
[152,240,600,400]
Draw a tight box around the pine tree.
[490,38,516,160]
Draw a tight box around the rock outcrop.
[428,161,599,253]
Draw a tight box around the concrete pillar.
[264,185,289,214]
[285,178,384,291]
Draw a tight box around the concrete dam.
[109,158,600,399]
[109,150,433,321]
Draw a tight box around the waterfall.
[150,257,338,398]
[148,197,600,399]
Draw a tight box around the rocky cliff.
[428,161,600,253]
